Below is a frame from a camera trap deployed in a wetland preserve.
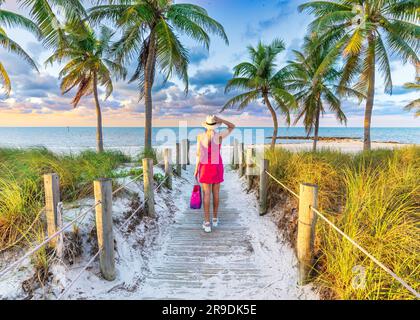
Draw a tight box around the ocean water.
[0,127,418,154]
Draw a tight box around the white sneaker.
[202,222,211,233]
[212,218,219,227]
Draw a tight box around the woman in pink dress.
[194,115,235,233]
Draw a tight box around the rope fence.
[244,149,419,298]
[57,248,102,300]
[119,175,168,232]
[56,164,171,298]
[0,170,146,280]
[0,144,182,300]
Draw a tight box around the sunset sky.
[0,0,419,127]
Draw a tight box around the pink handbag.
[190,184,202,209]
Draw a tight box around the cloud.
[188,46,209,65]
[26,41,45,63]
[391,85,415,95]
[0,51,35,76]
[284,38,304,61]
[152,74,176,93]
[190,66,233,89]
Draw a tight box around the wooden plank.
[137,177,274,299]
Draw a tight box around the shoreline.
[0,139,417,160]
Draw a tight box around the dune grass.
[0,148,130,252]
[263,146,420,300]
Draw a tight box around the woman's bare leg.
[202,183,212,223]
[212,183,221,219]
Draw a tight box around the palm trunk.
[263,93,278,151]
[93,73,104,153]
[313,104,321,152]
[143,31,157,151]
[364,35,376,151]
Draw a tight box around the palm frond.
[0,9,41,37]
[221,90,260,112]
[169,3,229,45]
[0,34,38,71]
[375,34,393,94]
[224,77,254,93]
[155,18,189,91]
[0,61,11,95]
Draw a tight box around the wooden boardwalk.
[136,169,316,300]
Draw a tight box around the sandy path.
[119,167,317,300]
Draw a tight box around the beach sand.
[274,139,413,153]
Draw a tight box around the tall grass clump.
[0,148,130,251]
[137,147,162,165]
[264,146,420,300]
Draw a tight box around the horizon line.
[0,126,419,129]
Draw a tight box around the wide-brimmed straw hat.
[202,115,221,130]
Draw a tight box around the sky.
[0,0,418,128]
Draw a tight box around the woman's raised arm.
[215,116,235,139]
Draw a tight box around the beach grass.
[264,146,420,300]
[0,148,130,252]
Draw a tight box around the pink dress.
[198,133,224,184]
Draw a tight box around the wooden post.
[56,202,64,259]
[176,142,181,177]
[94,178,115,281]
[230,140,235,167]
[259,159,269,216]
[181,139,188,170]
[43,173,60,248]
[164,148,172,190]
[233,139,239,170]
[238,142,245,178]
[245,147,255,190]
[143,158,155,218]
[297,183,318,285]
[187,139,191,165]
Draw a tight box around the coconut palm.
[404,80,419,117]
[222,39,296,150]
[89,0,228,150]
[18,0,86,48]
[46,21,127,152]
[286,35,365,151]
[0,1,39,95]
[299,0,420,151]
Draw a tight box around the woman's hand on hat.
[213,115,223,124]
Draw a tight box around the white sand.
[275,140,414,153]
[0,163,318,300]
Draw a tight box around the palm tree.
[89,0,228,150]
[404,81,420,117]
[403,62,419,117]
[0,1,39,95]
[299,0,420,151]
[286,35,364,151]
[222,39,296,150]
[18,0,86,48]
[46,21,127,152]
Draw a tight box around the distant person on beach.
[194,115,236,233]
